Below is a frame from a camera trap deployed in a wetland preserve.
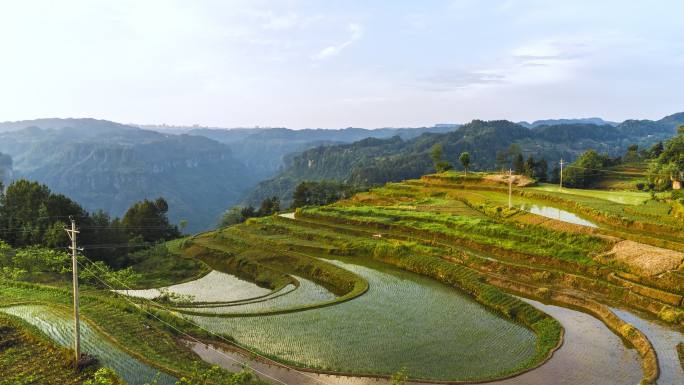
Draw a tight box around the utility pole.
[65,216,81,367]
[508,168,513,209]
[559,158,564,190]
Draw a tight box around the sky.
[0,0,683,129]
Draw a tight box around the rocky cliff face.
[0,121,256,231]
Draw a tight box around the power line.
[77,254,337,385]
[75,259,291,385]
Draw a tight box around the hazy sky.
[1,0,682,128]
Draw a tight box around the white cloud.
[312,23,363,60]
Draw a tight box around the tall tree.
[430,144,452,173]
[459,152,471,176]
[121,198,180,243]
[524,155,536,178]
[513,154,525,174]
[536,158,549,182]
[563,149,614,188]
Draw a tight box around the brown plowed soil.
[600,240,684,276]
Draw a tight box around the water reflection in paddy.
[520,204,598,228]
[188,288,643,385]
[612,308,684,385]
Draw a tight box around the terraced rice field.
[519,203,598,228]
[0,305,176,385]
[612,308,684,385]
[188,297,645,385]
[530,184,651,205]
[176,275,336,315]
[186,257,539,381]
[114,270,272,302]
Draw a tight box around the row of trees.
[0,179,180,267]
[220,196,281,226]
[220,180,363,227]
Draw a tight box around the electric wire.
[76,252,337,385]
[75,259,292,385]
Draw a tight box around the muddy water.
[520,203,598,228]
[612,308,684,385]
[188,297,643,385]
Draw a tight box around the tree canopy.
[562,150,617,188]
[0,179,180,266]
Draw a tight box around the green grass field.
[530,184,652,205]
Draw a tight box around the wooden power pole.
[508,168,513,209]
[65,216,81,367]
[559,158,564,190]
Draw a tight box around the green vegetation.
[127,244,211,289]
[301,205,608,264]
[0,118,259,232]
[220,196,282,227]
[430,144,452,172]
[0,281,266,385]
[648,126,684,190]
[0,179,181,267]
[562,149,618,188]
[245,114,684,206]
[459,151,471,175]
[186,256,543,380]
[0,313,101,385]
[530,184,651,205]
[291,180,361,208]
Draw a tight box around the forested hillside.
[182,125,456,179]
[0,119,255,231]
[244,113,684,207]
[0,151,11,185]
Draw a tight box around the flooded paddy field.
[185,257,540,381]
[0,305,176,385]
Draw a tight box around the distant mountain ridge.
[244,112,684,207]
[146,124,458,179]
[1,113,682,229]
[518,117,618,128]
[0,119,457,230]
[0,119,255,231]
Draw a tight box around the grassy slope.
[0,313,100,385]
[0,281,267,384]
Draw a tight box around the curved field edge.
[193,217,563,381]
[295,208,684,325]
[413,177,684,249]
[359,245,563,379]
[0,311,101,384]
[273,211,662,384]
[485,276,659,384]
[173,237,370,317]
[0,281,266,384]
[0,298,187,380]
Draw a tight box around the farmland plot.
[113,270,272,303]
[176,275,337,315]
[186,257,539,381]
[0,305,176,385]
